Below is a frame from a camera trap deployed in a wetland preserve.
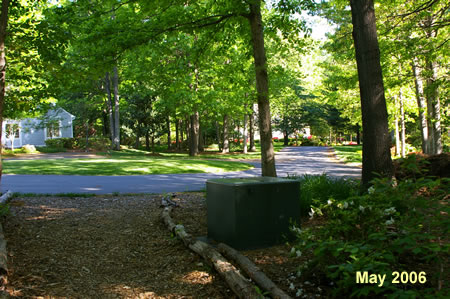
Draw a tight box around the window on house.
[46,122,61,138]
[5,124,19,139]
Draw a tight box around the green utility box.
[206,177,301,250]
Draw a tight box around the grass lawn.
[3,152,254,175]
[333,145,362,163]
[156,142,285,160]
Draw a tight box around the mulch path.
[2,193,308,298]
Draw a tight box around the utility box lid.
[207,177,296,185]
[206,177,301,250]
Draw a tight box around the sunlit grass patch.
[333,145,362,163]
[3,157,254,176]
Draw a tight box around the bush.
[60,137,78,149]
[84,137,111,151]
[289,174,359,217]
[291,176,449,298]
[22,144,37,154]
[45,138,65,148]
[36,146,66,153]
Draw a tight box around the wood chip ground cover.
[3,193,306,298]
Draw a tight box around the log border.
[161,196,292,299]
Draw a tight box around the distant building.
[1,108,75,148]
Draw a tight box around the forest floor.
[2,193,308,298]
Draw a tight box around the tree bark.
[222,114,229,153]
[189,111,199,156]
[425,60,442,154]
[283,130,289,146]
[145,131,150,151]
[161,206,260,298]
[218,243,292,299]
[249,105,256,152]
[112,66,120,150]
[102,109,108,137]
[350,0,393,186]
[394,97,400,156]
[167,116,171,150]
[185,117,190,145]
[412,58,429,154]
[175,118,180,150]
[105,72,115,145]
[243,112,248,154]
[180,119,184,148]
[247,1,277,177]
[216,120,222,152]
[0,0,9,184]
[198,122,204,152]
[135,129,140,149]
[356,123,361,145]
[399,89,406,158]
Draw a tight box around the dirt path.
[3,194,235,298]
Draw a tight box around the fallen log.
[218,243,292,299]
[161,205,261,298]
[0,191,12,205]
[0,190,12,280]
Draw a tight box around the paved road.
[1,146,361,194]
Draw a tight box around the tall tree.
[0,0,9,183]
[247,0,276,177]
[349,0,393,185]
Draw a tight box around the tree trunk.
[216,120,222,152]
[249,106,256,152]
[135,133,140,149]
[243,113,248,154]
[175,118,179,150]
[161,206,261,299]
[102,109,108,137]
[425,60,442,154]
[85,121,90,152]
[180,119,184,148]
[0,0,9,183]
[185,117,190,145]
[189,111,199,156]
[167,116,171,150]
[236,120,241,146]
[151,134,155,153]
[399,89,406,158]
[412,58,429,154]
[356,124,361,145]
[105,72,115,145]
[112,66,120,150]
[218,243,292,299]
[350,0,393,186]
[394,97,400,156]
[135,123,140,149]
[248,1,277,177]
[145,131,150,151]
[222,114,229,153]
[198,122,204,152]
[283,130,289,146]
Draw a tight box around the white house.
[2,108,75,148]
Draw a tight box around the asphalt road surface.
[2,146,361,194]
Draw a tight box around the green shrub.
[291,177,449,298]
[289,174,359,217]
[45,138,65,148]
[84,137,111,151]
[36,146,66,153]
[60,137,78,149]
[22,144,37,154]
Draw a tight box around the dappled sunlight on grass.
[333,145,362,163]
[3,157,254,175]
